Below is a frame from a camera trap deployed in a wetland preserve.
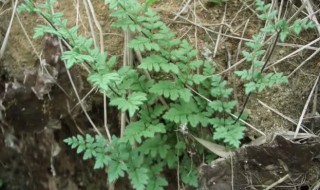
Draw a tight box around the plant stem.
[233,32,280,124]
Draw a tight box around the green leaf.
[144,0,159,8]
[63,137,73,145]
[275,19,290,42]
[128,36,160,51]
[244,81,257,94]
[121,121,145,144]
[149,81,192,102]
[112,19,141,31]
[210,75,234,98]
[108,160,127,182]
[181,168,198,187]
[163,100,207,127]
[147,176,168,190]
[242,51,253,61]
[279,30,289,42]
[150,105,166,119]
[88,72,121,92]
[187,112,211,127]
[122,121,166,145]
[128,167,149,190]
[260,24,276,34]
[258,13,268,20]
[143,123,166,138]
[85,134,94,143]
[210,118,245,147]
[188,49,198,59]
[189,60,204,69]
[304,20,315,29]
[246,41,264,50]
[33,25,61,39]
[213,124,245,148]
[209,100,236,113]
[139,136,170,158]
[292,19,303,35]
[139,55,179,74]
[253,60,264,67]
[180,157,198,187]
[94,153,111,169]
[160,63,179,74]
[76,143,85,154]
[255,0,265,7]
[190,74,206,85]
[235,70,249,80]
[268,10,277,18]
[256,3,271,12]
[17,0,36,13]
[83,148,94,160]
[253,49,266,57]
[61,50,95,68]
[127,152,149,190]
[291,19,315,35]
[161,149,176,168]
[110,92,147,117]
[77,134,84,143]
[139,55,162,72]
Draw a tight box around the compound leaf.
[110,92,147,117]
[149,80,192,102]
[108,160,127,182]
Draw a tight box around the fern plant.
[17,0,314,189]
[235,0,315,94]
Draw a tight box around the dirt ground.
[1,0,320,189]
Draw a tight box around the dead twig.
[120,29,133,137]
[257,99,311,134]
[58,41,102,136]
[294,71,320,138]
[288,46,320,77]
[48,5,104,136]
[83,0,97,48]
[266,37,320,69]
[0,0,18,59]
[264,174,290,190]
[84,0,112,141]
[172,0,192,21]
[301,0,320,35]
[213,4,226,58]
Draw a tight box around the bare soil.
[1,0,320,189]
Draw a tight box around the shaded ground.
[1,0,320,189]
[0,34,110,189]
[199,133,320,189]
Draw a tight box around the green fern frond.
[127,151,150,190]
[163,100,210,127]
[149,80,192,102]
[139,136,170,159]
[87,72,121,92]
[110,92,147,117]
[210,118,245,147]
[138,55,179,74]
[180,156,198,187]
[108,160,127,182]
[128,36,160,51]
[120,121,166,145]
